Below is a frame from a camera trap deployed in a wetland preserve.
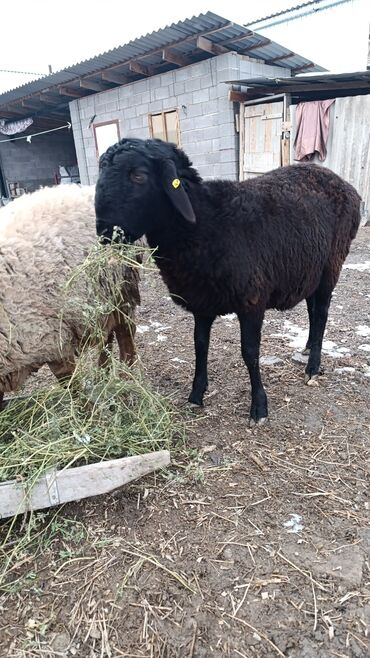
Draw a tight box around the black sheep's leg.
[305,280,333,386]
[188,314,215,406]
[303,294,316,355]
[238,310,268,425]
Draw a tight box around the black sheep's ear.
[161,159,196,224]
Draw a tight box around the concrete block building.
[0,12,322,198]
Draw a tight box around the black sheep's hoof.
[249,416,269,428]
[188,392,204,406]
[249,395,268,427]
[304,373,320,387]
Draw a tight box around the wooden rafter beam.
[228,90,249,103]
[265,52,295,64]
[101,70,128,84]
[79,78,106,91]
[129,61,151,76]
[162,48,188,67]
[292,62,316,73]
[196,35,228,55]
[22,100,41,110]
[212,31,253,47]
[0,104,26,116]
[243,38,272,53]
[39,93,60,104]
[59,86,86,97]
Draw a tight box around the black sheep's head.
[95,138,201,243]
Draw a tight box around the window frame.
[148,109,181,146]
[93,119,120,160]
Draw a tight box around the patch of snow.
[359,344,370,352]
[260,356,284,366]
[273,321,307,350]
[356,325,370,337]
[292,352,308,365]
[221,313,237,322]
[171,357,187,364]
[335,367,356,374]
[322,341,350,358]
[149,320,171,333]
[274,322,349,358]
[344,261,370,272]
[157,335,167,342]
[137,325,150,334]
[283,514,304,534]
[364,367,370,378]
[137,321,172,336]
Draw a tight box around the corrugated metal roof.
[227,70,370,88]
[0,12,324,105]
[227,70,370,102]
[0,11,324,128]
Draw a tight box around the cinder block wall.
[70,53,289,184]
[0,130,77,193]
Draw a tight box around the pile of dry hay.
[0,240,182,588]
[0,355,179,486]
[0,239,180,482]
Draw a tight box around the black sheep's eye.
[130,170,148,184]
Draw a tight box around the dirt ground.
[1,228,370,658]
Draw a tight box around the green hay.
[61,237,155,349]
[0,356,180,487]
[0,238,182,592]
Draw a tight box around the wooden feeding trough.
[0,391,172,518]
[0,450,170,519]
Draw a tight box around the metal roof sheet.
[0,11,324,121]
[226,70,370,88]
[227,70,370,103]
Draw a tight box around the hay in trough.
[0,238,182,590]
[0,237,179,487]
[0,355,180,488]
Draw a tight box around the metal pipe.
[247,0,352,31]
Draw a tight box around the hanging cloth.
[294,100,335,162]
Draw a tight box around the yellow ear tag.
[172,178,181,189]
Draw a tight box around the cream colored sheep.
[0,184,142,405]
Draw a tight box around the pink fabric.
[293,99,335,162]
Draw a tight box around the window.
[93,120,120,159]
[149,110,180,146]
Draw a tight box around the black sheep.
[95,138,361,425]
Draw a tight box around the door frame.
[239,93,290,181]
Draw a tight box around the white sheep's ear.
[161,160,196,224]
